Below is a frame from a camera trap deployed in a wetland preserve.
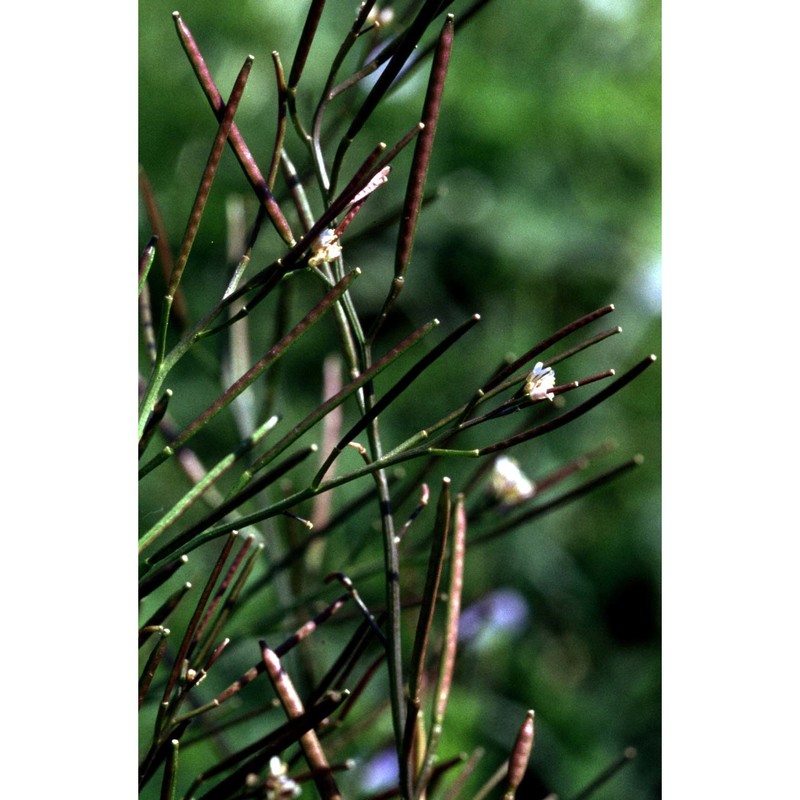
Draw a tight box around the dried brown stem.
[504,710,535,799]
[478,356,657,457]
[172,12,295,246]
[167,55,255,302]
[139,629,170,709]
[212,593,351,707]
[138,555,188,601]
[138,169,189,328]
[414,492,466,798]
[187,691,348,800]
[370,14,454,344]
[260,642,343,800]
[191,534,256,658]
[138,581,190,648]
[159,533,238,712]
[483,305,617,393]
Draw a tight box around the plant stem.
[172,12,295,246]
[139,270,359,475]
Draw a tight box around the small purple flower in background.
[359,746,399,794]
[458,588,530,650]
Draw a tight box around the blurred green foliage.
[139,0,660,797]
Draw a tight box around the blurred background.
[139,0,660,797]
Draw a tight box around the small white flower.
[524,362,556,401]
[365,6,395,28]
[490,456,535,505]
[308,228,342,267]
[268,757,287,778]
[265,757,302,800]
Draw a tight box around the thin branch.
[369,13,455,344]
[260,642,343,800]
[139,582,191,648]
[314,314,479,486]
[569,747,637,800]
[414,492,466,798]
[162,55,255,352]
[482,305,617,393]
[139,270,359,478]
[138,415,279,552]
[172,12,295,246]
[138,169,189,329]
[139,555,189,601]
[158,533,239,715]
[403,478,452,779]
[139,234,158,295]
[478,356,657,457]
[144,445,317,568]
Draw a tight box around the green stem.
[234,319,439,496]
[139,270,359,477]
[404,478,452,786]
[138,235,157,296]
[138,415,278,552]
[139,433,455,579]
[414,493,466,800]
[366,406,409,797]
[159,738,180,800]
[308,2,378,199]
[144,446,318,570]
[267,52,288,191]
[332,0,441,188]
[313,314,479,487]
